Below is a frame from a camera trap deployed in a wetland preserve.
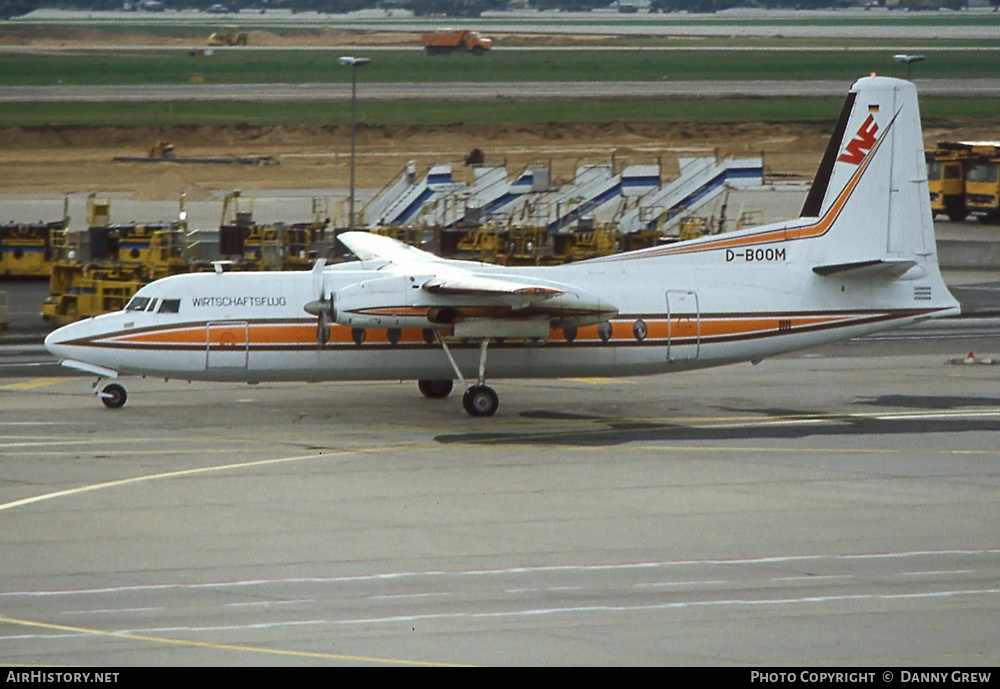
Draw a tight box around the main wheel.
[418,379,454,399]
[462,384,499,417]
[100,383,127,409]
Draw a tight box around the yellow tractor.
[208,27,248,47]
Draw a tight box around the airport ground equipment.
[41,222,190,326]
[926,144,970,221]
[963,143,1000,222]
[219,191,330,271]
[40,193,329,325]
[618,156,763,237]
[208,27,248,46]
[418,164,549,229]
[364,165,464,228]
[926,142,1000,223]
[0,220,64,278]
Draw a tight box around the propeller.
[303,259,333,347]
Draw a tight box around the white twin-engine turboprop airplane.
[45,76,960,417]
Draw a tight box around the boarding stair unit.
[618,156,763,237]
[418,164,553,228]
[363,164,465,229]
[504,164,660,232]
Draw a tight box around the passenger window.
[158,299,181,314]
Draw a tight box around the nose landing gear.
[97,381,127,409]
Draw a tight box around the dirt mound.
[133,169,212,202]
[1,118,994,197]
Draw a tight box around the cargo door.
[206,321,249,369]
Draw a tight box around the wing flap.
[423,275,562,300]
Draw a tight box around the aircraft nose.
[44,323,76,358]
[45,328,63,357]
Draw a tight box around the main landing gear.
[428,335,500,418]
[418,379,453,399]
[462,384,498,417]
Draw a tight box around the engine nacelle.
[333,276,434,330]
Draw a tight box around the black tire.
[418,379,454,399]
[462,384,499,417]
[101,383,127,409]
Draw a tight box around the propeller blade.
[317,310,330,346]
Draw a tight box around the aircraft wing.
[339,231,448,264]
[332,232,617,335]
[339,231,564,307]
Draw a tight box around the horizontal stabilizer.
[812,258,917,278]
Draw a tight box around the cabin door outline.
[665,290,701,362]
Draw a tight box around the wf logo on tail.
[837,114,879,165]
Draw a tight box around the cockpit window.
[145,298,158,312]
[158,299,181,314]
[125,297,151,312]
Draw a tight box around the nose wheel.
[99,382,127,409]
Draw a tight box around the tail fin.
[804,76,939,271]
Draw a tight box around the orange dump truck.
[420,29,492,56]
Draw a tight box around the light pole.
[893,54,925,81]
[338,56,370,230]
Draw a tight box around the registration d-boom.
[46,77,961,417]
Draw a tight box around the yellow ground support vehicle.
[965,143,1000,223]
[926,142,1000,223]
[548,218,619,264]
[208,27,248,46]
[40,193,332,326]
[218,191,330,270]
[926,144,970,222]
[41,223,191,326]
[0,221,63,277]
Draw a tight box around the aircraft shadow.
[435,396,1000,447]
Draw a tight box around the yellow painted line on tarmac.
[0,378,75,390]
[0,615,470,667]
[0,443,437,514]
[2,447,282,457]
